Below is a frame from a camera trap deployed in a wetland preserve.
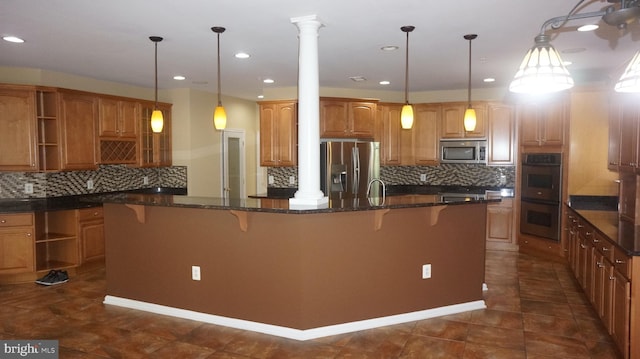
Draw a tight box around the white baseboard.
[103,295,486,341]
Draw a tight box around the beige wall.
[568,88,619,195]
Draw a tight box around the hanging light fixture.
[615,50,640,92]
[400,26,415,130]
[149,36,164,133]
[211,26,227,130]
[510,0,640,94]
[463,34,477,132]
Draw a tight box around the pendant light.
[615,50,640,93]
[211,26,227,130]
[149,36,164,133]
[400,26,415,130]
[463,34,477,132]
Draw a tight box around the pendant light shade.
[212,26,227,130]
[149,36,164,133]
[400,26,415,130]
[509,34,574,94]
[615,50,640,93]
[463,34,477,132]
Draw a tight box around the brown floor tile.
[465,323,525,350]
[522,313,581,340]
[520,299,574,318]
[398,335,465,359]
[412,317,469,341]
[462,342,526,359]
[524,331,590,358]
[470,308,523,330]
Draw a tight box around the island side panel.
[297,204,487,329]
[103,202,486,330]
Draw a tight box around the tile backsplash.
[267,164,515,188]
[0,165,187,199]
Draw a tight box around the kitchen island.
[101,193,494,340]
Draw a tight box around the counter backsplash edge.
[0,165,187,199]
[267,164,516,188]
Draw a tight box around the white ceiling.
[1,0,639,100]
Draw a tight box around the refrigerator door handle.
[352,147,360,194]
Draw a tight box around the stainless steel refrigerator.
[320,140,381,199]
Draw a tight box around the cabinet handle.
[577,224,584,228]
[597,262,604,268]
[609,276,616,281]
[26,233,31,237]
[0,219,6,224]
[580,244,587,249]
[615,259,625,264]
[592,238,599,243]
[585,231,592,237]
[602,247,610,252]
[93,212,99,216]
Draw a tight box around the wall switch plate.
[289,176,295,185]
[422,264,432,279]
[268,175,275,185]
[87,179,94,190]
[143,176,149,185]
[420,174,427,182]
[24,183,34,194]
[191,266,201,281]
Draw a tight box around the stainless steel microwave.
[440,139,487,164]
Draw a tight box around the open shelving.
[34,210,78,271]
[36,90,61,171]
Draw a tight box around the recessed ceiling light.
[235,52,250,59]
[257,95,264,99]
[349,76,366,82]
[3,36,24,43]
[578,24,599,32]
[379,80,390,85]
[563,61,573,66]
[483,78,495,83]
[173,75,186,80]
[263,78,274,84]
[381,45,399,51]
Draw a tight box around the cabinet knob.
[0,219,6,223]
[93,212,99,216]
[615,259,625,264]
[580,244,587,249]
[26,233,31,237]
[609,276,616,281]
[602,247,610,252]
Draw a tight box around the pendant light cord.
[467,38,471,106]
[217,32,222,106]
[154,41,159,109]
[401,26,414,105]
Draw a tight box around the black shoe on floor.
[35,270,69,286]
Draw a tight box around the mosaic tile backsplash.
[268,164,515,188]
[0,165,187,199]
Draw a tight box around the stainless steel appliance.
[520,153,562,241]
[320,140,381,199]
[440,139,487,164]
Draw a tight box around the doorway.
[222,129,246,200]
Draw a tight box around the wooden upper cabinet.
[139,102,172,167]
[320,98,376,138]
[609,94,640,172]
[518,96,568,148]
[413,104,440,165]
[608,97,622,171]
[59,91,98,170]
[440,102,486,139]
[487,103,515,166]
[378,103,402,165]
[259,101,297,167]
[98,98,138,138]
[0,86,37,171]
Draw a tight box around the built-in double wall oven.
[520,153,562,241]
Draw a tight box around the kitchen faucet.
[366,178,386,205]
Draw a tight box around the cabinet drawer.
[595,239,614,261]
[613,248,631,280]
[0,213,34,227]
[77,207,104,221]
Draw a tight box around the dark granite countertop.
[0,187,187,214]
[96,192,499,214]
[250,185,515,199]
[567,195,640,256]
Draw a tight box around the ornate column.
[289,15,328,209]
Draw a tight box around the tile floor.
[0,250,622,358]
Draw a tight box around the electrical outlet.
[420,174,427,182]
[191,266,201,281]
[422,264,432,279]
[87,179,94,190]
[143,176,149,185]
[268,175,275,185]
[24,183,34,194]
[289,176,295,185]
[499,175,506,186]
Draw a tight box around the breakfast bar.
[101,194,493,340]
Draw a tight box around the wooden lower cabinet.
[77,207,105,263]
[566,207,634,359]
[0,213,35,274]
[486,197,517,250]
